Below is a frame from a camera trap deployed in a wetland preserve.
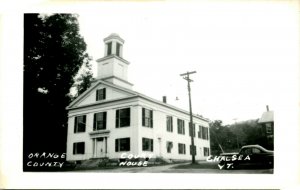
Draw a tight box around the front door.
[96,137,105,158]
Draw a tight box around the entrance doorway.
[93,137,107,158]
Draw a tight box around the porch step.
[76,157,109,169]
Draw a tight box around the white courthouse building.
[66,34,210,162]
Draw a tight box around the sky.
[76,1,299,124]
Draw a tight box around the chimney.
[163,96,167,103]
[266,105,269,111]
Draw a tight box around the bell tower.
[96,33,133,89]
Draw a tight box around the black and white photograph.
[1,0,300,189]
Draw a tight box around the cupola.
[96,33,133,89]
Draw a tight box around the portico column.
[105,137,107,157]
[93,138,97,157]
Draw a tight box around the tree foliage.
[24,14,92,166]
[209,119,269,155]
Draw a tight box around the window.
[115,138,130,152]
[93,112,106,130]
[203,147,210,156]
[166,141,173,153]
[240,148,252,155]
[189,122,196,137]
[107,42,112,55]
[142,138,153,151]
[266,123,273,134]
[96,88,106,101]
[116,108,130,128]
[73,142,85,154]
[116,43,121,56]
[74,115,86,133]
[177,119,185,135]
[166,116,173,132]
[142,108,153,128]
[178,143,186,154]
[252,148,261,154]
[198,125,202,138]
[202,126,209,140]
[190,145,197,155]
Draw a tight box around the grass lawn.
[172,162,219,170]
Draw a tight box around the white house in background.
[66,33,210,162]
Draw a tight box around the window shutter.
[74,117,78,133]
[103,112,107,129]
[150,110,153,128]
[93,113,96,130]
[171,117,173,131]
[115,139,119,152]
[96,89,99,101]
[116,110,119,128]
[83,115,86,124]
[206,128,209,140]
[103,88,106,99]
[83,115,86,132]
[82,142,85,154]
[199,126,202,138]
[142,108,145,126]
[126,108,130,126]
[128,138,130,151]
[151,139,153,151]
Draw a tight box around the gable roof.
[67,79,138,109]
[67,80,209,122]
[258,111,274,123]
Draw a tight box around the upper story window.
[93,112,107,131]
[116,43,121,57]
[201,126,209,140]
[96,88,106,101]
[166,141,173,153]
[74,115,86,133]
[107,42,112,56]
[189,122,196,137]
[198,125,202,139]
[166,116,173,132]
[115,138,130,152]
[177,119,185,135]
[116,108,130,128]
[178,143,186,154]
[142,108,153,128]
[73,142,85,154]
[142,137,153,152]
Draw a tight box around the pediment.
[67,80,137,109]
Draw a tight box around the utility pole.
[180,71,196,164]
[233,118,239,149]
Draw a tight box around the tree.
[229,119,268,148]
[24,14,91,170]
[210,119,272,156]
[70,61,94,100]
[210,120,241,155]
